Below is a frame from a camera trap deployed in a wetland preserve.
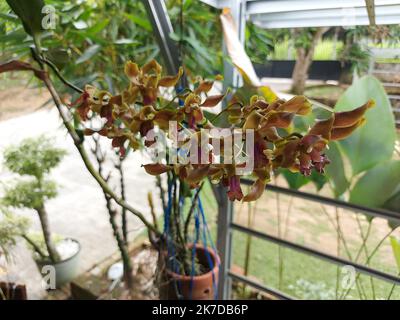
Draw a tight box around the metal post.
[218,1,247,299]
[223,0,247,90]
[142,0,181,76]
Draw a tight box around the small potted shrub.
[1,136,81,288]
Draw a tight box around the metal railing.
[223,179,400,300]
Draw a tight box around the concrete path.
[0,106,159,299]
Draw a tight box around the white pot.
[35,238,81,288]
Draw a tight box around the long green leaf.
[76,44,101,64]
[325,141,349,198]
[349,160,400,208]
[390,236,400,272]
[335,75,396,175]
[6,0,45,37]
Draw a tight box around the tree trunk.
[291,48,310,95]
[290,27,329,95]
[36,206,60,263]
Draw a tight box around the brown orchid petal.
[331,119,366,140]
[333,100,374,128]
[142,59,162,75]
[262,112,294,129]
[300,134,325,152]
[143,164,171,175]
[265,99,285,112]
[253,168,270,183]
[277,96,311,115]
[308,116,334,140]
[110,95,122,106]
[112,136,127,148]
[201,93,226,107]
[184,93,201,107]
[158,67,183,87]
[259,126,281,141]
[139,105,156,121]
[243,179,266,202]
[154,110,176,129]
[194,80,214,94]
[193,108,204,123]
[254,100,269,109]
[83,128,96,136]
[185,165,210,184]
[299,153,312,169]
[140,120,154,137]
[122,86,139,104]
[243,110,262,130]
[124,61,140,79]
[280,140,300,168]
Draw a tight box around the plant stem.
[184,183,204,243]
[116,158,128,244]
[40,73,160,237]
[93,138,134,291]
[355,216,375,299]
[340,228,396,299]
[387,272,399,300]
[36,205,60,263]
[22,234,46,259]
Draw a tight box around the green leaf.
[335,75,396,175]
[349,160,400,208]
[280,169,310,190]
[6,0,45,37]
[382,190,400,229]
[73,20,88,30]
[76,44,101,64]
[309,171,328,191]
[325,141,349,198]
[124,13,152,31]
[389,236,400,272]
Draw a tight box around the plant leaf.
[76,44,101,64]
[349,160,400,208]
[6,0,45,37]
[325,141,349,198]
[389,236,400,272]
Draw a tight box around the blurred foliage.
[2,136,65,210]
[0,208,29,260]
[2,179,58,210]
[3,135,66,180]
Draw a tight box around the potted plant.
[1,1,371,299]
[0,136,81,288]
[69,60,371,299]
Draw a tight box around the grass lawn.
[199,180,400,300]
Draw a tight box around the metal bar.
[217,0,247,300]
[241,179,400,224]
[231,223,400,286]
[228,272,295,300]
[142,0,181,75]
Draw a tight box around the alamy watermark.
[145,121,255,173]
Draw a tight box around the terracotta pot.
[159,245,219,300]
